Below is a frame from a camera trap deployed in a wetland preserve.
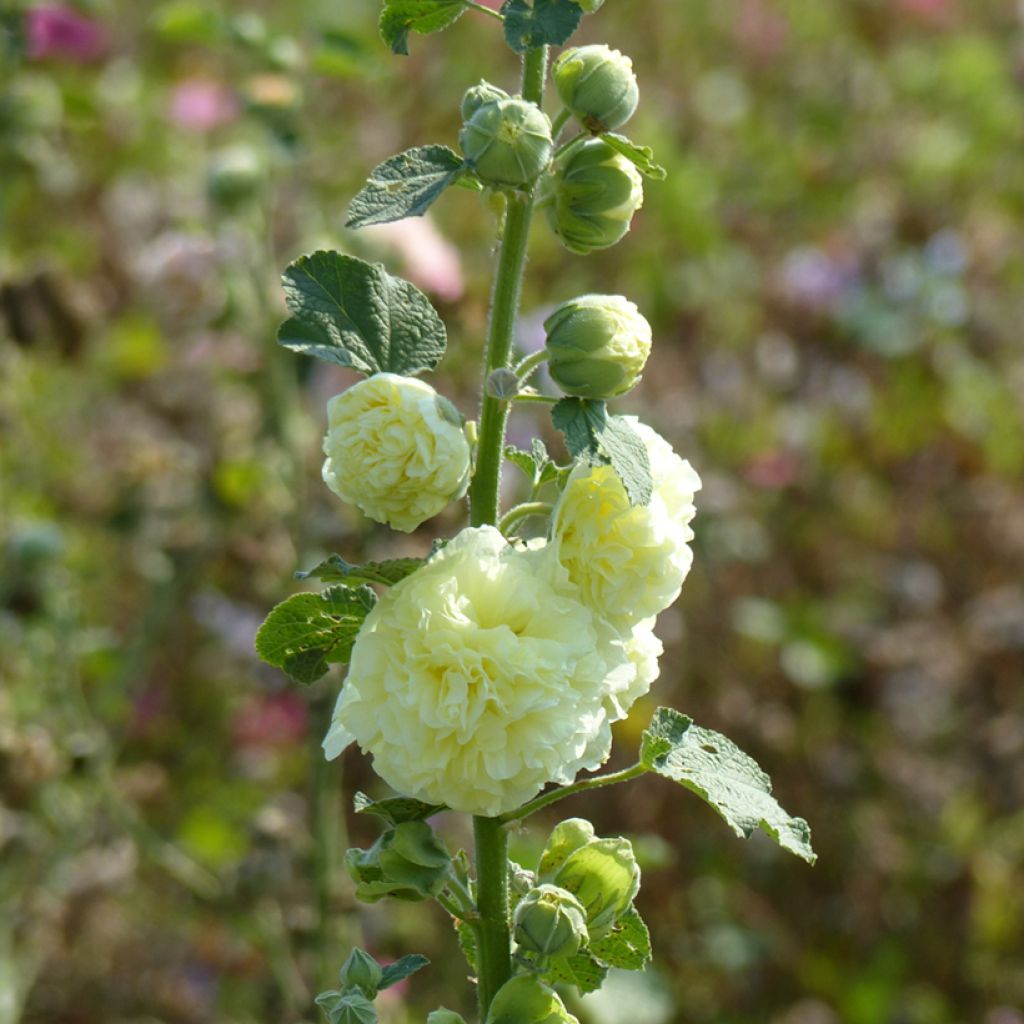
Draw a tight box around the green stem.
[464,0,504,19]
[554,131,587,162]
[551,108,572,140]
[513,391,558,405]
[498,501,553,535]
[473,816,512,1016]
[514,348,549,381]
[470,44,549,1022]
[497,763,648,825]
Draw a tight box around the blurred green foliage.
[2,1,1023,1022]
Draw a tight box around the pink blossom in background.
[361,217,465,302]
[898,0,955,22]
[26,4,107,63]
[232,693,309,750]
[168,79,239,133]
[744,450,802,490]
[733,0,789,62]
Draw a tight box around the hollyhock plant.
[255,4,816,1022]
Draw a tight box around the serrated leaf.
[457,918,478,971]
[379,0,467,55]
[543,950,608,995]
[296,554,425,587]
[354,791,446,825]
[504,445,539,480]
[379,953,430,990]
[255,586,377,684]
[551,398,653,506]
[600,133,667,180]
[640,708,817,864]
[279,251,446,376]
[588,907,651,970]
[347,145,465,228]
[501,0,582,53]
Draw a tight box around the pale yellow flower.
[323,526,639,816]
[552,419,701,630]
[322,373,470,533]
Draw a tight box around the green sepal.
[315,989,378,1024]
[551,397,653,506]
[379,953,430,990]
[354,791,447,825]
[600,132,667,180]
[254,585,376,684]
[588,906,651,970]
[296,554,426,588]
[379,0,468,55]
[542,950,608,996]
[501,0,583,54]
[347,145,465,228]
[279,251,446,377]
[640,707,817,864]
[346,821,451,903]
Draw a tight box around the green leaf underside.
[588,907,652,970]
[551,398,653,506]
[601,133,667,180]
[296,553,425,587]
[255,585,377,684]
[379,0,467,55]
[279,251,446,376]
[347,145,465,228]
[354,791,446,825]
[379,953,430,989]
[503,438,560,488]
[640,708,817,864]
[543,950,608,995]
[501,0,582,53]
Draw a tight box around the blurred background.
[2,0,1023,1021]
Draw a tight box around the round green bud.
[513,884,589,960]
[345,821,451,903]
[484,975,579,1024]
[537,818,595,883]
[427,1011,467,1024]
[544,294,652,399]
[338,948,383,997]
[553,45,639,133]
[461,79,510,122]
[537,139,644,254]
[207,145,264,207]
[552,836,640,939]
[459,97,553,189]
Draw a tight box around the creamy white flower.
[322,373,470,533]
[323,526,639,816]
[552,419,701,630]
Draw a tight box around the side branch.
[497,763,648,825]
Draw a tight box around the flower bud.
[461,80,510,121]
[338,948,383,997]
[553,45,638,133]
[427,1011,467,1024]
[486,367,520,400]
[544,294,652,399]
[344,821,451,903]
[537,818,595,883]
[538,139,643,254]
[552,836,640,939]
[315,990,377,1024]
[207,144,264,207]
[513,884,589,960]
[484,975,580,1024]
[459,97,553,189]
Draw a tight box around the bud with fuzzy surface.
[553,45,639,133]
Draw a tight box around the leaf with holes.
[278,251,446,376]
[255,585,376,684]
[501,0,582,53]
[347,145,465,228]
[601,133,667,180]
[640,707,817,864]
[543,950,608,996]
[296,554,425,588]
[588,907,651,970]
[551,398,652,506]
[379,0,468,55]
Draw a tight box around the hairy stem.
[470,43,549,1022]
[498,501,554,535]
[497,763,648,825]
